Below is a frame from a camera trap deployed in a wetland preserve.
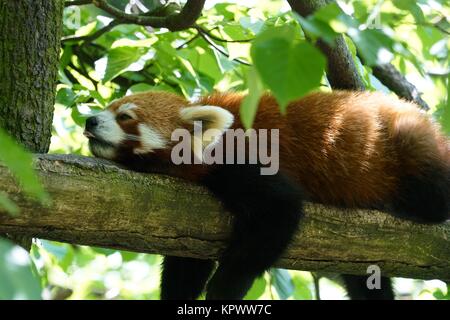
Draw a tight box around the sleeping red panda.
[84,90,450,300]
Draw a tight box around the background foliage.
[0,0,449,299]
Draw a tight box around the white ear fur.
[180,105,234,161]
[180,105,234,131]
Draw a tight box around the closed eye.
[116,113,133,121]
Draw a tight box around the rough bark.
[0,0,64,152]
[287,0,365,90]
[92,0,206,31]
[371,63,430,110]
[0,154,449,281]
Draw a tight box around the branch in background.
[287,0,365,90]
[194,25,253,43]
[65,0,92,7]
[92,0,205,31]
[1,154,449,280]
[175,34,200,50]
[288,0,431,111]
[61,19,122,45]
[197,29,252,66]
[371,62,430,111]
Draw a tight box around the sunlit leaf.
[126,83,177,95]
[102,47,144,83]
[240,67,263,129]
[393,0,425,23]
[296,14,338,45]
[251,25,325,111]
[0,128,49,206]
[314,2,356,32]
[436,75,450,135]
[348,28,395,66]
[292,274,313,300]
[244,276,266,300]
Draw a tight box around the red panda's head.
[84,91,234,165]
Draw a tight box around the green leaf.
[0,128,49,205]
[0,192,20,216]
[314,2,356,32]
[393,0,425,23]
[102,47,144,83]
[71,106,87,127]
[270,269,294,300]
[126,83,155,95]
[181,45,223,81]
[119,250,139,262]
[222,24,253,41]
[0,239,42,299]
[59,45,73,70]
[251,25,325,111]
[292,274,313,300]
[438,75,450,135]
[40,240,74,272]
[296,14,338,45]
[126,83,177,95]
[56,87,77,108]
[348,28,395,66]
[240,67,263,129]
[244,276,266,300]
[89,90,107,106]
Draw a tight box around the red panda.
[84,90,449,300]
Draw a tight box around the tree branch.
[92,0,205,31]
[196,28,252,66]
[370,63,430,111]
[65,0,92,7]
[194,25,253,43]
[0,154,449,281]
[288,0,430,111]
[287,0,365,90]
[61,19,122,45]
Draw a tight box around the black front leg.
[341,274,395,300]
[202,165,304,300]
[160,256,215,300]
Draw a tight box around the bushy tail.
[390,113,450,223]
[392,165,449,223]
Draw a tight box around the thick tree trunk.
[1,154,449,281]
[0,0,64,152]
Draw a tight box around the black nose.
[85,116,98,131]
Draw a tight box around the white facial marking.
[134,123,167,154]
[89,143,116,160]
[117,102,137,112]
[180,105,234,152]
[117,103,138,119]
[94,110,125,144]
[180,105,234,133]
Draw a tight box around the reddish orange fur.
[195,91,450,207]
[107,90,450,208]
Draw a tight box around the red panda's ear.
[180,105,234,161]
[180,105,234,132]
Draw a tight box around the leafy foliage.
[0,128,49,215]
[0,239,42,299]
[1,0,448,300]
[251,25,326,112]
